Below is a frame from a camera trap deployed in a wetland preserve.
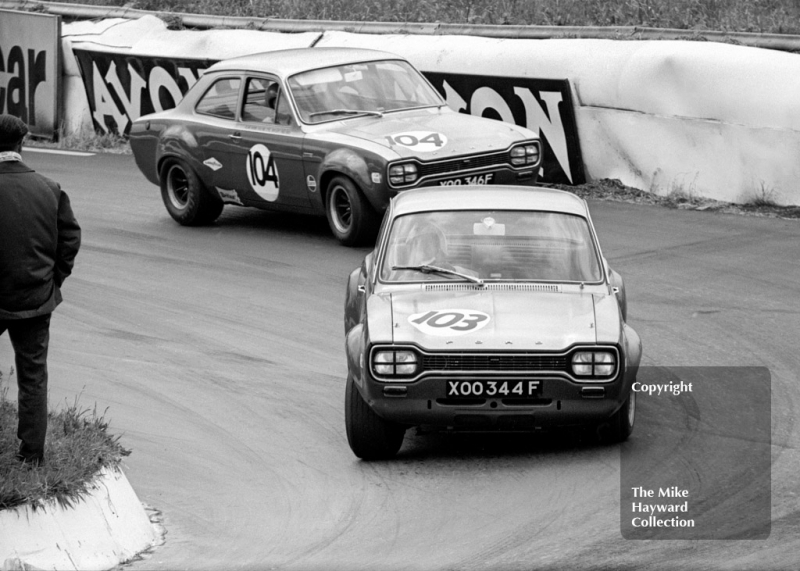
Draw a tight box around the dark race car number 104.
[128,48,541,247]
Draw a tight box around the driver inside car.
[406,223,477,277]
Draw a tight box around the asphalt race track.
[2,149,798,570]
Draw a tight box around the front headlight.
[389,163,418,186]
[510,143,540,166]
[372,349,419,378]
[572,351,594,376]
[571,350,617,379]
[525,142,540,165]
[510,146,526,166]
[594,352,615,376]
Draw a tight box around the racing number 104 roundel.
[246,144,280,202]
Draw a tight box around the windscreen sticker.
[215,187,243,206]
[385,132,448,152]
[246,144,280,202]
[204,157,223,171]
[409,309,490,336]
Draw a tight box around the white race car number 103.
[408,309,490,336]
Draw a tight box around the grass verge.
[0,369,130,512]
[28,127,131,155]
[53,0,800,34]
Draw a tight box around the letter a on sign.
[246,144,280,202]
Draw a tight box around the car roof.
[391,186,590,217]
[206,47,404,78]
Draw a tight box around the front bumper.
[359,369,632,430]
[404,166,538,191]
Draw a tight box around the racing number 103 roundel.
[409,309,490,336]
[246,144,280,202]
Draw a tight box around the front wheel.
[325,175,379,246]
[607,390,636,443]
[345,376,405,460]
[160,159,223,226]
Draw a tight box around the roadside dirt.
[548,178,800,219]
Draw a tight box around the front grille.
[369,345,619,383]
[416,151,512,178]
[388,142,539,189]
[423,353,568,373]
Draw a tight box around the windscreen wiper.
[309,109,384,118]
[392,264,484,286]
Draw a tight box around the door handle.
[229,132,242,142]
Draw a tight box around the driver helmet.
[407,222,448,265]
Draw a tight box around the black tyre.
[325,175,379,246]
[607,390,636,443]
[345,376,405,460]
[160,159,224,226]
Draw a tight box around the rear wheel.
[607,390,635,443]
[325,175,379,246]
[160,159,223,225]
[345,376,405,460]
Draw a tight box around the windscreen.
[380,210,603,283]
[288,60,442,123]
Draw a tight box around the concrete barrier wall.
[0,468,160,571]
[60,16,800,206]
[317,32,800,206]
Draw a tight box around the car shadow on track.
[394,426,617,461]
[215,209,336,240]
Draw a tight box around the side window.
[242,77,279,124]
[195,78,241,119]
[274,88,296,127]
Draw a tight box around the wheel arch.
[318,147,388,213]
[156,126,203,180]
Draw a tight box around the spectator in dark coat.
[0,115,81,467]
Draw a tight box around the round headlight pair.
[571,351,616,378]
[389,163,418,186]
[373,349,419,377]
[510,143,540,166]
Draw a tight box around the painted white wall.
[317,31,800,206]
[60,17,800,205]
[0,468,160,571]
[60,16,321,136]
